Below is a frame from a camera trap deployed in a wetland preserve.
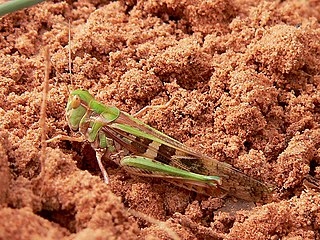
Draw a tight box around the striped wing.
[98,112,271,201]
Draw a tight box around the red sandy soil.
[0,0,320,239]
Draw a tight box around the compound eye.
[71,95,81,109]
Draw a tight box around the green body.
[66,89,272,201]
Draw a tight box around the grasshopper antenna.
[69,20,72,86]
[66,19,72,94]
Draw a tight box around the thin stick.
[134,96,176,118]
[128,209,181,240]
[39,46,50,179]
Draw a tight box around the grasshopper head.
[66,89,94,131]
[66,89,121,131]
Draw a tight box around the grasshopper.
[50,89,272,202]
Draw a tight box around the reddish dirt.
[0,0,320,239]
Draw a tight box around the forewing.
[100,112,272,201]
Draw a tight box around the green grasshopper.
[51,89,272,202]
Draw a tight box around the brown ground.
[0,0,320,239]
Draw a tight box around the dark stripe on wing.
[131,136,153,154]
[176,157,207,173]
[154,144,176,165]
